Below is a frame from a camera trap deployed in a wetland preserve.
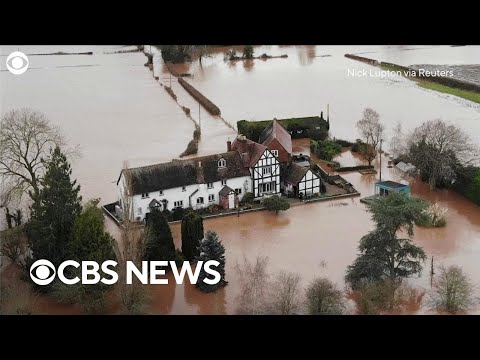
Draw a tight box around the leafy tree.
[143,208,175,263]
[305,277,345,315]
[263,195,290,214]
[345,192,427,289]
[27,146,82,268]
[358,142,377,166]
[195,230,227,293]
[429,265,475,313]
[181,211,204,261]
[51,199,116,312]
[243,45,254,59]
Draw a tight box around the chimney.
[227,140,232,151]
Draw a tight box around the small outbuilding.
[374,180,410,197]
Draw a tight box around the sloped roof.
[259,119,292,154]
[284,162,309,185]
[231,137,268,167]
[219,185,234,197]
[119,151,250,195]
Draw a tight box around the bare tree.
[429,265,475,314]
[192,45,210,66]
[115,162,148,314]
[234,255,270,315]
[0,225,27,266]
[305,277,345,315]
[265,271,302,314]
[0,109,74,203]
[356,108,385,150]
[389,121,405,159]
[407,119,478,189]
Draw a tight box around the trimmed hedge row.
[336,165,374,172]
[178,78,221,115]
[237,116,329,142]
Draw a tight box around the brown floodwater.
[1,45,480,314]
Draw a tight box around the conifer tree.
[27,146,82,267]
[181,211,204,261]
[195,230,227,293]
[144,208,175,262]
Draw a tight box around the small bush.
[172,207,187,221]
[175,249,186,266]
[351,139,364,153]
[333,138,354,147]
[241,192,255,204]
[193,128,201,140]
[315,140,342,161]
[263,195,290,214]
[416,203,448,228]
[162,209,173,222]
[164,86,177,101]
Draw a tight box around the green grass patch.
[417,81,480,104]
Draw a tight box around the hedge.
[178,78,221,115]
[237,116,329,142]
[336,165,374,172]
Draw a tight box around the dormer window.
[218,158,226,168]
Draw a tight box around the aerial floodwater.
[1,45,479,314]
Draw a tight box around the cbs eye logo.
[30,259,56,285]
[6,51,29,75]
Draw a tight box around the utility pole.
[379,138,383,181]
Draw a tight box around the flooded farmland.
[1,45,480,314]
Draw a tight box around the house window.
[272,150,278,157]
[174,200,183,208]
[263,166,272,175]
[182,186,186,192]
[261,182,276,193]
[221,180,227,186]
[141,193,149,199]
[235,188,242,195]
[137,207,143,214]
[197,197,204,204]
[159,190,163,196]
[207,182,214,189]
[218,158,226,168]
[209,194,215,202]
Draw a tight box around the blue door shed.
[374,180,410,197]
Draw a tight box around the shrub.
[175,249,186,267]
[241,192,255,204]
[351,139,364,153]
[305,277,345,315]
[243,45,254,59]
[193,128,201,140]
[172,207,187,221]
[263,195,290,214]
[333,138,354,147]
[164,86,177,101]
[416,203,448,228]
[315,140,342,161]
[310,129,329,141]
[162,209,173,222]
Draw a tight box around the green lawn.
[417,81,480,104]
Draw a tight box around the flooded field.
[1,45,480,314]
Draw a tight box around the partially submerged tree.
[358,142,377,166]
[195,230,228,293]
[345,192,427,289]
[429,265,475,314]
[263,195,290,214]
[356,108,384,150]
[115,162,148,314]
[265,271,302,315]
[143,207,176,263]
[181,211,204,261]
[243,45,254,59]
[52,199,116,312]
[234,255,270,314]
[406,119,477,189]
[26,146,82,269]
[305,277,345,315]
[0,109,70,202]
